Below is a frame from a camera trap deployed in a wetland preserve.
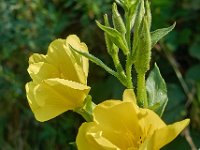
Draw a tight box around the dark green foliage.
[0,0,199,149]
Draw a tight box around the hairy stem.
[137,73,148,107]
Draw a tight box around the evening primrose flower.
[76,89,190,150]
[25,35,90,122]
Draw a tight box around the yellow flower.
[76,89,190,150]
[25,35,90,122]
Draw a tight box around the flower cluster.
[25,0,190,149]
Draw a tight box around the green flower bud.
[134,16,151,74]
[112,3,126,36]
[132,0,145,56]
[104,14,113,55]
[145,0,152,29]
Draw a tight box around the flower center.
[126,131,145,149]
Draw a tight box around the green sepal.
[112,3,126,35]
[74,95,96,122]
[128,0,139,28]
[133,0,145,35]
[104,14,114,55]
[151,22,176,48]
[69,44,118,77]
[96,21,129,55]
[115,0,126,10]
[146,63,168,116]
[145,0,152,29]
[133,17,151,74]
[132,0,145,55]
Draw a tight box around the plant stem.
[126,54,133,89]
[74,97,96,122]
[112,52,127,86]
[137,73,148,107]
[125,14,131,50]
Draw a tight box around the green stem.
[126,54,133,89]
[75,108,93,122]
[125,13,131,50]
[112,52,127,84]
[137,73,148,107]
[74,97,96,122]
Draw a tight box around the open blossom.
[76,89,190,150]
[25,35,90,122]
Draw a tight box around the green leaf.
[69,44,118,78]
[96,21,129,55]
[185,64,200,82]
[189,41,200,60]
[146,63,168,116]
[151,22,176,48]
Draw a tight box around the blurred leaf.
[185,64,200,82]
[146,63,168,116]
[178,29,191,44]
[90,76,124,104]
[189,41,200,60]
[163,84,186,123]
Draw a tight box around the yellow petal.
[94,100,142,147]
[25,79,90,122]
[138,108,166,136]
[28,62,60,83]
[66,35,89,79]
[123,89,137,104]
[76,122,120,150]
[29,53,46,64]
[46,39,86,84]
[141,119,190,150]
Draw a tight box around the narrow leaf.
[146,63,168,116]
[69,45,118,77]
[151,22,176,48]
[96,21,129,55]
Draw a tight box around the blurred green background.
[0,0,200,149]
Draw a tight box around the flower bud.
[112,3,126,36]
